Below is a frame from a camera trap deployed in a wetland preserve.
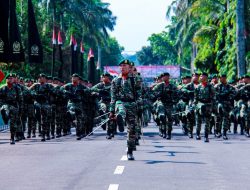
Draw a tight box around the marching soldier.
[109,59,143,160]
[29,73,54,141]
[92,73,113,139]
[0,74,23,144]
[62,74,89,140]
[214,74,236,140]
[152,72,179,139]
[194,73,216,142]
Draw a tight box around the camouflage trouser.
[26,104,36,135]
[177,100,188,131]
[240,101,250,131]
[55,103,67,135]
[195,103,212,135]
[48,104,56,136]
[34,102,51,137]
[115,101,137,149]
[215,102,233,132]
[67,102,83,137]
[185,105,195,133]
[3,105,18,140]
[155,101,173,132]
[99,101,116,134]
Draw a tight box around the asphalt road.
[0,123,250,190]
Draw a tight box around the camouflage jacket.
[0,84,23,108]
[151,82,179,105]
[91,82,111,102]
[214,83,236,104]
[110,75,142,113]
[194,83,216,104]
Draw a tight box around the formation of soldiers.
[0,60,249,161]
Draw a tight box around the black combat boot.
[233,123,238,134]
[41,134,46,142]
[204,132,209,142]
[106,129,112,139]
[127,148,135,161]
[188,126,193,138]
[159,128,163,137]
[27,132,31,139]
[245,128,250,138]
[223,129,228,140]
[166,130,171,140]
[10,133,15,145]
[162,128,166,138]
[116,114,124,132]
[196,130,201,140]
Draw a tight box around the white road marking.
[108,184,119,190]
[121,155,127,161]
[114,166,125,174]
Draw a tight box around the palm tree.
[236,0,246,76]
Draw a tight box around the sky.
[104,0,174,53]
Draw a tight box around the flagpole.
[58,30,64,78]
[51,26,56,77]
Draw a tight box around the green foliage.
[1,0,121,81]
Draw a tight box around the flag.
[70,34,78,74]
[108,69,119,76]
[87,48,95,83]
[70,34,77,50]
[52,27,57,45]
[87,48,94,61]
[28,0,43,63]
[9,0,25,62]
[0,0,10,62]
[58,30,63,45]
[80,41,84,53]
[0,70,5,83]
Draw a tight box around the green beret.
[118,59,130,66]
[219,74,227,78]
[38,73,47,78]
[53,77,60,81]
[5,73,14,79]
[242,75,250,79]
[201,72,208,77]
[130,61,135,66]
[102,72,112,78]
[162,72,170,77]
[71,73,80,78]
[192,72,200,76]
[212,74,218,79]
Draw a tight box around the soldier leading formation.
[0,61,249,161]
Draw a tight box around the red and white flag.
[70,34,77,51]
[80,41,84,53]
[87,48,94,61]
[52,27,57,45]
[58,30,63,45]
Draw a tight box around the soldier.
[109,59,143,160]
[236,76,250,137]
[62,74,89,140]
[92,73,113,139]
[214,74,236,140]
[194,72,216,142]
[0,74,23,144]
[29,73,54,141]
[181,73,200,138]
[152,72,179,139]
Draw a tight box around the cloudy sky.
[104,0,174,53]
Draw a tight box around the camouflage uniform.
[181,82,198,138]
[0,84,23,144]
[194,83,216,142]
[29,82,54,141]
[92,82,113,138]
[237,84,250,136]
[62,83,89,140]
[110,74,142,155]
[214,82,236,139]
[152,81,179,139]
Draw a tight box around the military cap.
[53,77,60,81]
[130,61,135,66]
[212,74,218,79]
[219,74,227,78]
[102,72,112,78]
[162,72,170,77]
[46,75,53,80]
[192,73,200,77]
[24,78,31,82]
[5,73,14,79]
[118,59,130,66]
[19,77,24,81]
[71,73,80,78]
[181,75,187,80]
[38,73,47,78]
[242,75,250,79]
[201,72,208,77]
